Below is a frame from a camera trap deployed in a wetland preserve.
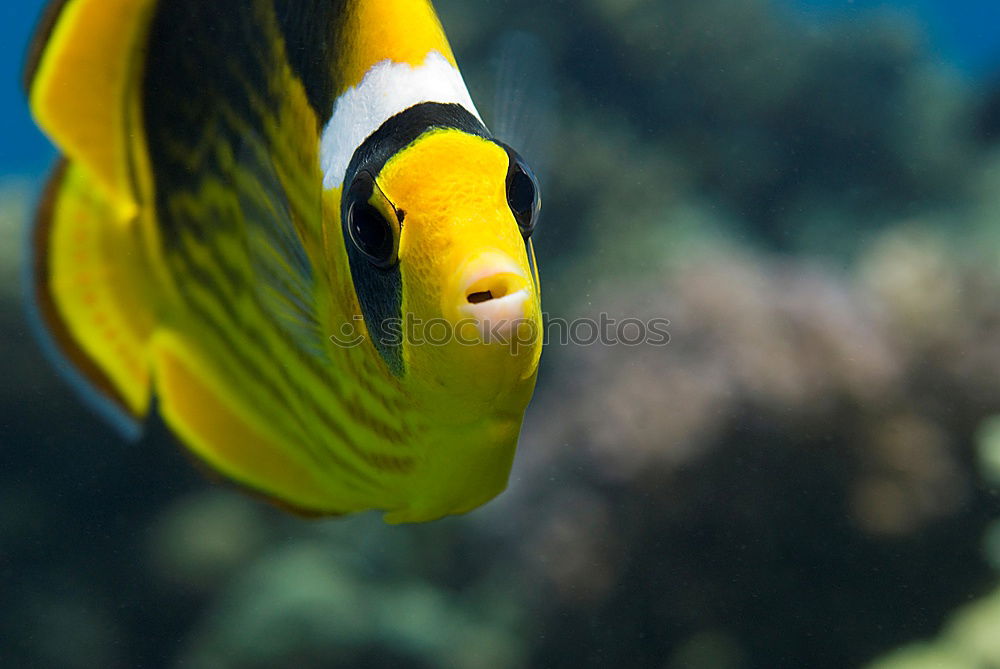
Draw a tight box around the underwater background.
[6,0,1000,667]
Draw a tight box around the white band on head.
[320,51,483,191]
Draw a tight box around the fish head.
[345,127,542,410]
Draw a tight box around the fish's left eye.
[505,150,541,239]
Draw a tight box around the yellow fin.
[151,331,347,515]
[25,0,157,217]
[29,161,154,438]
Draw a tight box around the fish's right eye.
[345,172,401,269]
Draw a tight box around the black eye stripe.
[343,102,490,192]
[341,169,405,375]
[344,171,400,270]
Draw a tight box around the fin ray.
[490,31,557,187]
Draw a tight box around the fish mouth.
[464,272,526,305]
[448,252,534,342]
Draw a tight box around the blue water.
[4,1,1000,175]
[1,0,51,175]
[788,0,1000,75]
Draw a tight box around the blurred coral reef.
[7,0,1000,667]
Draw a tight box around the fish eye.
[505,150,541,239]
[345,172,401,269]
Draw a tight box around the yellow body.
[27,0,543,522]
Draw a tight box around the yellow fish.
[24,0,543,522]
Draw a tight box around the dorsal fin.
[25,0,158,217]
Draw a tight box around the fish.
[24,0,544,523]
